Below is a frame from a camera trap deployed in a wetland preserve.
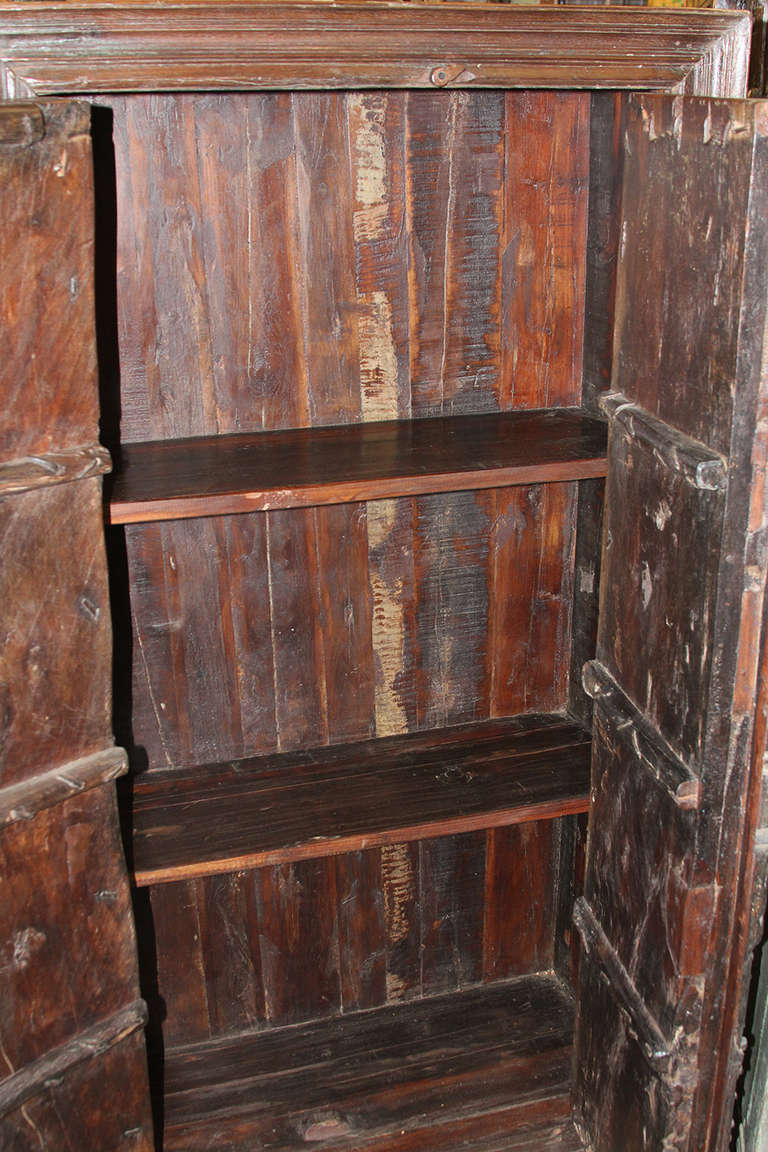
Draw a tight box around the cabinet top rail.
[0,3,750,96]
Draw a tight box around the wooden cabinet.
[1,6,767,1151]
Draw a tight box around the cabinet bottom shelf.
[161,973,583,1152]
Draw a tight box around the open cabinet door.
[0,101,154,1149]
[573,94,768,1152]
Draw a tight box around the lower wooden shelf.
[161,973,584,1152]
[131,713,591,885]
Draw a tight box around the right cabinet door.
[573,94,768,1152]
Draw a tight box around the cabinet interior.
[93,87,608,1148]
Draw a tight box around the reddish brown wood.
[109,410,607,524]
[162,974,577,1152]
[0,100,151,1149]
[483,820,555,981]
[131,714,590,885]
[0,6,750,95]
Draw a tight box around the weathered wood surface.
[131,713,590,884]
[0,99,152,1147]
[161,974,577,1152]
[148,814,565,1048]
[0,5,750,96]
[574,95,768,1152]
[109,410,607,524]
[0,101,97,460]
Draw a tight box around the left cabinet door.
[0,100,154,1150]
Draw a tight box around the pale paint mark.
[360,291,399,422]
[368,500,408,736]
[641,562,653,610]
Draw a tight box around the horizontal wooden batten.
[0,4,750,94]
[573,898,670,1070]
[132,713,591,886]
[163,973,581,1152]
[583,660,700,810]
[0,745,128,827]
[0,999,147,1119]
[109,409,608,525]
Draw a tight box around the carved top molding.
[0,3,751,96]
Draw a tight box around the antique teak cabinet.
[2,4,768,1151]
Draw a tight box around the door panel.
[0,101,153,1149]
[574,94,768,1152]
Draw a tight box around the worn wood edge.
[0,745,128,826]
[583,659,701,810]
[601,393,727,491]
[110,459,608,525]
[0,444,112,497]
[0,4,751,95]
[133,793,590,887]
[572,897,671,1069]
[0,999,147,1118]
[0,98,43,144]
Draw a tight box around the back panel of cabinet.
[101,88,593,1046]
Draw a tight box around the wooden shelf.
[109,408,607,524]
[131,713,590,886]
[162,973,583,1152]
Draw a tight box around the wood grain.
[132,714,590,885]
[0,6,750,96]
[162,973,576,1152]
[109,409,607,523]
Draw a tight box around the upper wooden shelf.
[109,408,607,524]
[131,712,591,886]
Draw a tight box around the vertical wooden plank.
[149,880,210,1047]
[248,93,310,433]
[115,95,216,441]
[581,93,624,413]
[222,513,278,757]
[406,92,504,417]
[440,91,504,415]
[255,858,340,1027]
[420,832,486,995]
[348,92,411,422]
[500,91,589,410]
[406,90,455,418]
[192,94,251,434]
[489,483,575,718]
[266,508,327,755]
[483,820,556,981]
[414,491,491,730]
[197,871,266,1038]
[314,503,375,745]
[293,92,361,427]
[336,849,387,1013]
[381,842,421,1004]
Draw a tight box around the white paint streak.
[641,562,653,610]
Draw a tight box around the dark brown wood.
[162,974,576,1152]
[109,410,608,524]
[0,1028,154,1152]
[0,999,147,1117]
[131,714,590,885]
[574,94,768,1152]
[0,6,750,96]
